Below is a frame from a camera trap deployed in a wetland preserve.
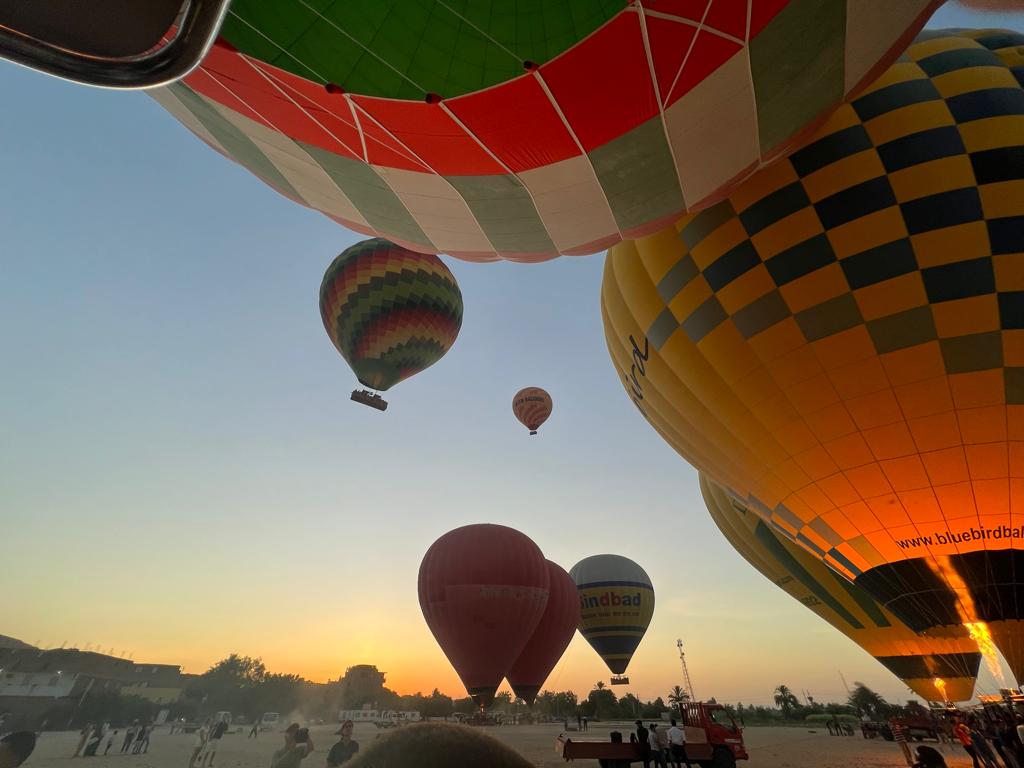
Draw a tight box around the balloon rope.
[435,1,523,65]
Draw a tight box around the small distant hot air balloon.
[319,238,463,410]
[507,561,581,705]
[570,555,654,683]
[512,388,552,435]
[418,524,549,708]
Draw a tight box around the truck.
[556,702,748,768]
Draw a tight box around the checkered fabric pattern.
[701,473,981,702]
[602,30,1024,583]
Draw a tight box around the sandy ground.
[20,722,982,768]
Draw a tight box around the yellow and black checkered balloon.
[603,30,1024,681]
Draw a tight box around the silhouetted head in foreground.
[346,723,533,768]
[0,732,36,768]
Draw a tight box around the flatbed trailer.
[556,702,747,768]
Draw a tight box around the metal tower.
[677,638,696,701]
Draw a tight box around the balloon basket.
[610,675,630,686]
[351,389,388,411]
[529,430,537,435]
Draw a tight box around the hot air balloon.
[602,29,1024,682]
[702,474,981,701]
[418,524,549,707]
[150,0,942,262]
[507,561,581,705]
[512,388,553,435]
[319,238,463,409]
[571,554,654,682]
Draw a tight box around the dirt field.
[21,722,980,768]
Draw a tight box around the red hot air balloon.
[507,561,581,706]
[512,387,552,436]
[418,524,549,708]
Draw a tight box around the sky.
[0,3,1021,710]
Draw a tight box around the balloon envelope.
[570,554,654,675]
[319,238,463,392]
[153,1,940,262]
[507,561,581,705]
[512,387,553,435]
[602,30,1024,679]
[418,524,549,707]
[702,474,980,702]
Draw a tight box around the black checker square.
[917,46,1004,78]
[877,125,966,173]
[657,254,699,302]
[947,87,1024,123]
[970,145,1024,185]
[900,187,983,235]
[739,181,811,237]
[988,216,1024,256]
[766,233,836,286]
[1006,367,1024,405]
[680,200,735,250]
[866,305,937,354]
[840,238,918,290]
[731,290,791,339]
[815,176,897,230]
[795,293,863,342]
[703,240,760,291]
[999,291,1024,330]
[682,295,727,344]
[921,256,996,303]
[852,78,942,122]
[790,124,874,177]
[939,331,1004,374]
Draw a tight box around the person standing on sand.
[203,716,230,767]
[326,720,358,767]
[190,718,211,768]
[250,718,260,739]
[73,724,92,757]
[956,720,982,768]
[582,715,588,732]
[667,719,689,768]
[633,721,651,768]
[122,721,139,753]
[647,723,666,768]
[104,730,118,755]
[576,713,582,731]
[271,724,313,768]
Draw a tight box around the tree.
[848,683,890,720]
[586,685,618,720]
[773,685,799,717]
[595,681,605,690]
[618,694,642,719]
[667,686,689,714]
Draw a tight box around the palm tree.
[594,681,605,691]
[667,685,689,714]
[773,684,799,716]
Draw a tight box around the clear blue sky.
[0,3,1019,706]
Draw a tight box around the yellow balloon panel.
[602,29,1024,680]
[702,474,980,702]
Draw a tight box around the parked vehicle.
[556,702,747,768]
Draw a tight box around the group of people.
[631,720,689,768]
[952,712,1024,768]
[72,721,152,758]
[268,720,359,768]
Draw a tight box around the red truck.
[556,702,748,768]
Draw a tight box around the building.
[0,640,186,727]
[120,664,186,705]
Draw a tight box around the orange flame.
[933,677,947,701]
[927,556,1005,685]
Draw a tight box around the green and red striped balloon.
[319,239,463,392]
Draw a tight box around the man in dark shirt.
[326,721,358,767]
[634,721,651,768]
